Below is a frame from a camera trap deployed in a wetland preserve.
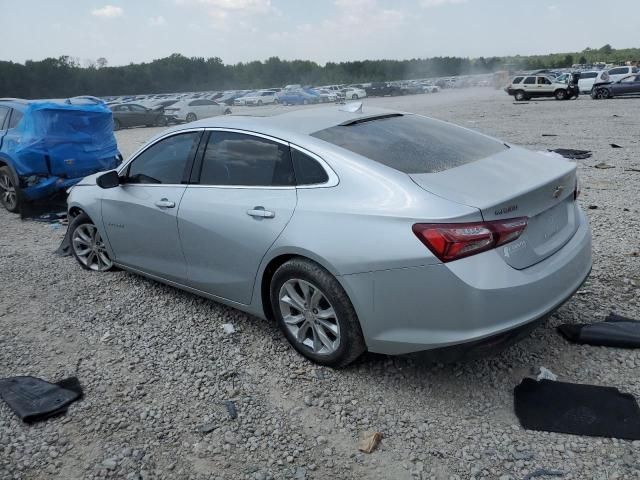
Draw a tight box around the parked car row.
[505,65,640,101]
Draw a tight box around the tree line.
[1,45,637,99]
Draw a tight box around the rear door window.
[609,67,627,75]
[199,131,295,186]
[8,109,24,129]
[311,114,508,174]
[523,77,536,85]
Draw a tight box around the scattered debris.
[0,376,83,423]
[537,367,558,382]
[512,102,530,105]
[557,312,640,348]
[523,468,565,479]
[358,431,383,453]
[31,212,67,224]
[610,143,623,148]
[594,162,615,169]
[514,378,640,439]
[548,148,592,160]
[224,400,238,419]
[222,323,236,334]
[588,205,598,210]
[625,168,640,173]
[541,134,558,137]
[197,422,216,434]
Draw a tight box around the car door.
[537,76,554,94]
[0,106,10,149]
[100,130,203,282]
[178,129,297,305]
[521,76,536,95]
[128,104,151,126]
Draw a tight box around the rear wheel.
[270,258,366,368]
[514,90,527,101]
[257,100,263,106]
[0,166,19,213]
[113,119,122,131]
[555,89,567,100]
[155,116,168,127]
[351,94,358,100]
[186,113,197,122]
[70,214,114,272]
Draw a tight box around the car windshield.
[312,114,508,174]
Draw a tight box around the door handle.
[247,207,275,218]
[155,198,175,209]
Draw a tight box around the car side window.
[0,106,9,129]
[126,132,200,184]
[610,68,625,75]
[130,105,146,112]
[8,109,24,129]
[523,77,536,85]
[537,77,550,85]
[512,77,523,84]
[199,131,295,187]
[291,149,329,185]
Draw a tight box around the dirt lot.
[1,89,639,480]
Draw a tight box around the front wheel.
[514,90,527,101]
[70,214,114,272]
[0,166,19,213]
[155,116,168,127]
[270,258,366,368]
[351,94,358,100]
[186,113,197,123]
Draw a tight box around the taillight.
[412,217,528,262]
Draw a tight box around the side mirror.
[97,170,121,189]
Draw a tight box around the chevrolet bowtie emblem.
[553,185,564,198]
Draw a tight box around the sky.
[1,0,638,67]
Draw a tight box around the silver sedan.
[67,105,592,367]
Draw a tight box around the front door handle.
[155,198,175,209]
[247,207,275,218]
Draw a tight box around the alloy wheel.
[0,173,17,211]
[72,224,113,271]
[279,279,340,355]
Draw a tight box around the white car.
[556,71,610,93]
[316,89,339,103]
[607,66,639,83]
[341,87,367,100]
[164,99,230,123]
[236,91,279,106]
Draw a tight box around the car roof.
[164,105,399,138]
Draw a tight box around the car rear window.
[311,114,508,174]
[512,77,524,84]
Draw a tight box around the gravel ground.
[1,89,639,480]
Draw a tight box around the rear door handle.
[155,198,175,209]
[247,207,275,218]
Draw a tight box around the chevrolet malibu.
[66,105,592,367]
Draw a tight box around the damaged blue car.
[0,97,120,212]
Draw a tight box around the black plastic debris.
[588,205,598,210]
[514,378,640,440]
[55,227,72,257]
[548,148,592,160]
[610,143,622,148]
[224,400,238,420]
[523,469,565,479]
[541,134,558,137]
[0,376,83,423]
[558,313,640,348]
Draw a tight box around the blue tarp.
[5,100,119,199]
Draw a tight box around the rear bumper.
[341,207,592,355]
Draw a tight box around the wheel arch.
[257,250,343,322]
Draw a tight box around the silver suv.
[505,75,579,101]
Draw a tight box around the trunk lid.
[410,147,579,269]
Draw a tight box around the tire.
[303,99,309,105]
[594,87,610,100]
[186,113,197,123]
[555,89,567,100]
[514,90,527,101]
[270,258,366,368]
[224,108,232,115]
[274,99,279,105]
[351,94,358,100]
[0,166,20,213]
[155,116,168,127]
[69,213,114,272]
[113,119,122,131]
[257,100,263,106]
